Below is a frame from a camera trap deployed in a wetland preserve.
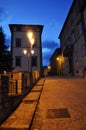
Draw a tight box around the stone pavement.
[30,77,86,130]
[0,77,86,130]
[0,78,45,130]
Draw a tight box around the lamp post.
[57,57,61,76]
[56,55,64,77]
[23,31,35,85]
[27,32,35,85]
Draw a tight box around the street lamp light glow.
[31,49,34,55]
[27,32,33,40]
[23,49,27,55]
[56,55,64,76]
[24,31,35,75]
[30,38,35,46]
[48,65,51,70]
[57,57,60,61]
[27,31,35,48]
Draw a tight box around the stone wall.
[0,95,22,125]
[0,75,22,125]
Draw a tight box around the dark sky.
[0,0,73,66]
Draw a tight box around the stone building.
[50,48,61,76]
[9,24,43,80]
[59,0,86,76]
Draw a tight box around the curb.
[25,78,45,130]
[0,78,45,129]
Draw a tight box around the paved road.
[0,79,45,129]
[31,77,86,130]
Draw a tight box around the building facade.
[50,48,61,76]
[59,0,86,76]
[9,24,43,79]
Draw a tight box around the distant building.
[50,48,61,76]
[42,66,51,77]
[9,24,43,78]
[59,0,86,76]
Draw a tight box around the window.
[32,56,37,66]
[16,38,21,47]
[15,56,21,66]
[16,26,22,31]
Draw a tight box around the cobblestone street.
[31,77,86,130]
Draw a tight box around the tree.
[0,26,12,73]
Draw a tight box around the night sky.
[0,0,73,66]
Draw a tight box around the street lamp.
[56,55,64,76]
[27,32,33,39]
[27,32,34,49]
[23,31,35,84]
[23,49,27,55]
[57,57,61,76]
[27,32,35,74]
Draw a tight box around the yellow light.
[4,71,6,75]
[27,32,33,39]
[31,49,34,55]
[48,66,51,70]
[57,57,60,61]
[30,38,34,46]
[23,49,27,55]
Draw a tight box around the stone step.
[0,78,45,129]
[0,92,40,129]
[31,85,43,92]
[0,102,37,129]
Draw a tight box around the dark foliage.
[0,26,12,73]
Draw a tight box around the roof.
[58,0,75,39]
[59,0,86,39]
[9,24,44,34]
